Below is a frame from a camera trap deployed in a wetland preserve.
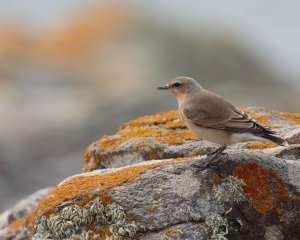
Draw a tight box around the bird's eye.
[173,82,181,88]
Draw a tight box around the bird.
[157,77,287,164]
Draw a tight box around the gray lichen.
[32,197,138,239]
[205,213,228,240]
[69,230,99,240]
[213,176,246,205]
[108,222,139,239]
[204,175,246,240]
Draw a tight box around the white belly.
[183,119,265,146]
[184,120,230,146]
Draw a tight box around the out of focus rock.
[0,188,51,230]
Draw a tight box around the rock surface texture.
[0,107,299,240]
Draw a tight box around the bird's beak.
[157,84,169,90]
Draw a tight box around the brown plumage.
[158,77,287,147]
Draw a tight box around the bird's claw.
[191,152,229,172]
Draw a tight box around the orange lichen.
[9,211,34,229]
[187,147,201,157]
[84,109,300,172]
[86,224,111,239]
[36,166,156,216]
[233,161,288,214]
[96,136,123,152]
[121,128,162,138]
[213,173,222,183]
[279,112,300,125]
[8,216,28,229]
[98,226,111,238]
[40,6,129,65]
[7,211,35,236]
[146,205,156,213]
[293,195,300,201]
[242,108,300,129]
[34,158,188,219]
[83,129,198,172]
[86,222,97,232]
[275,208,283,214]
[84,147,91,163]
[83,111,198,171]
[162,120,186,129]
[115,111,197,147]
[245,141,278,150]
[119,110,182,130]
[92,112,197,153]
[83,147,102,173]
[253,116,271,127]
[164,229,182,238]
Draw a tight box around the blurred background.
[0,0,300,212]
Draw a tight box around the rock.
[0,187,52,230]
[141,222,209,240]
[264,225,284,240]
[83,107,300,172]
[1,107,299,240]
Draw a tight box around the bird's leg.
[206,146,227,165]
[207,146,226,157]
[192,146,227,171]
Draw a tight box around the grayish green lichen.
[32,197,138,240]
[69,230,100,240]
[213,176,246,205]
[204,175,246,240]
[205,213,228,240]
[108,222,138,239]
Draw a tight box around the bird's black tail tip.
[263,134,288,146]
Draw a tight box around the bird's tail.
[263,133,288,146]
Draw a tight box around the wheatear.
[158,77,287,161]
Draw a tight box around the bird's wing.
[222,108,275,134]
[182,91,274,135]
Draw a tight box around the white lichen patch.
[108,222,139,239]
[204,176,247,240]
[32,197,138,240]
[205,213,228,240]
[213,176,246,205]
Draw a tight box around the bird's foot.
[207,146,226,156]
[207,152,229,167]
[191,152,228,172]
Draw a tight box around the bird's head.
[157,77,202,99]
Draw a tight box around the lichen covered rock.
[1,107,300,240]
[83,107,300,172]
[0,188,52,230]
[33,197,138,239]
[83,110,198,172]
